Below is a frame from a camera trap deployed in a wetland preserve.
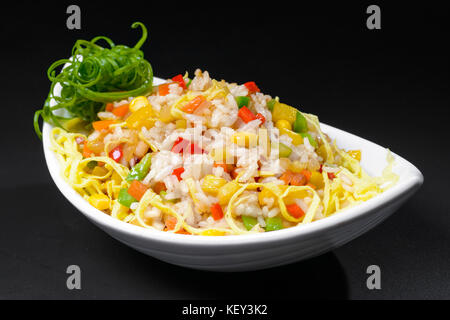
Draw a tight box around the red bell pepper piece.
[172,167,185,181]
[244,81,260,94]
[172,74,186,89]
[238,106,257,123]
[210,203,224,220]
[286,203,305,219]
[109,146,123,163]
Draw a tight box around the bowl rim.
[42,92,423,248]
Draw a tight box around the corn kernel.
[275,120,292,131]
[200,229,226,236]
[129,96,150,112]
[217,181,241,206]
[201,175,227,195]
[232,132,258,148]
[88,194,110,210]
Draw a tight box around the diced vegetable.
[112,104,129,117]
[232,132,258,148]
[238,106,257,123]
[272,102,297,124]
[327,172,336,180]
[126,106,155,129]
[265,216,283,231]
[165,216,177,230]
[292,112,308,133]
[172,74,187,89]
[300,132,318,148]
[127,180,148,201]
[129,96,150,112]
[255,113,265,125]
[267,99,276,112]
[126,153,152,181]
[182,95,206,113]
[92,120,115,131]
[309,171,324,189]
[88,194,110,210]
[347,150,362,161]
[286,203,305,219]
[217,181,241,205]
[172,167,185,181]
[87,160,98,169]
[200,229,226,236]
[83,141,94,158]
[210,203,224,220]
[201,175,227,195]
[300,169,312,182]
[278,142,292,158]
[158,83,171,96]
[153,181,167,194]
[280,128,303,146]
[242,215,258,231]
[275,119,292,131]
[235,96,250,109]
[243,81,260,94]
[280,170,307,186]
[109,146,123,162]
[118,188,137,208]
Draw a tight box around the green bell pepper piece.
[265,216,283,232]
[242,215,258,231]
[293,112,308,133]
[235,96,250,109]
[126,153,152,182]
[118,188,137,208]
[267,99,276,112]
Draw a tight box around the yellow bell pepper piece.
[275,119,292,131]
[201,175,227,195]
[347,150,361,161]
[272,102,298,124]
[310,171,324,189]
[88,194,110,210]
[280,128,303,146]
[129,96,150,112]
[126,106,156,129]
[232,132,258,148]
[200,229,226,236]
[289,160,306,173]
[217,181,241,206]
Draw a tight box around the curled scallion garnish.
[34,22,153,139]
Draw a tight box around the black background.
[0,1,448,299]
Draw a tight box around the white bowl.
[42,77,423,271]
